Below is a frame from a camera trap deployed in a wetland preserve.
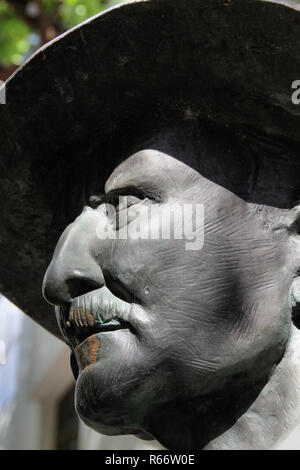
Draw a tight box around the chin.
[74,361,158,439]
[72,330,168,438]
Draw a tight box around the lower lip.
[74,333,101,371]
[74,328,131,372]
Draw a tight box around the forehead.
[101,120,259,203]
[56,121,296,234]
[104,149,198,194]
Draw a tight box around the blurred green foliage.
[59,0,114,29]
[0,0,123,67]
[0,2,31,66]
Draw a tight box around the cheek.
[91,203,290,345]
[233,289,291,347]
[98,227,192,296]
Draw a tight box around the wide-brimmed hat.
[1,0,300,337]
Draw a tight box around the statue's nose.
[42,215,105,306]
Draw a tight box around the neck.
[204,325,300,450]
[151,326,300,450]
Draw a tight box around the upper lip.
[58,284,135,349]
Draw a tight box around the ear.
[288,206,300,328]
[291,280,300,329]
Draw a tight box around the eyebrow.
[98,186,148,206]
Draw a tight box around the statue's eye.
[116,195,144,211]
[88,187,153,215]
[106,191,151,231]
[105,187,147,208]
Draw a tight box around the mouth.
[57,279,137,351]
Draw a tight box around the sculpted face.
[43,125,296,449]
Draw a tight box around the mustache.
[57,283,148,351]
[68,286,133,329]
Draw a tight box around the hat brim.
[1,0,300,337]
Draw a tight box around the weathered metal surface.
[1,0,300,336]
[1,0,300,449]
